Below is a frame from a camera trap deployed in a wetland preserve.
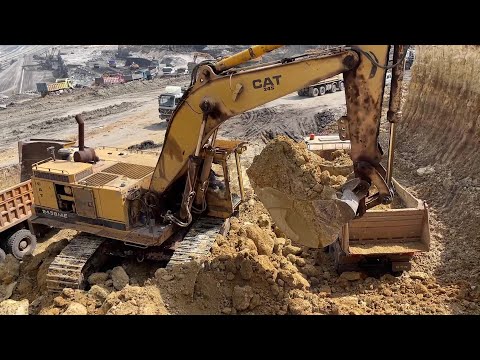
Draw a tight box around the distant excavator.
[27,45,424,292]
[187,52,214,73]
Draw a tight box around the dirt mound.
[0,299,29,315]
[318,149,353,177]
[247,136,354,248]
[198,198,472,315]
[26,102,136,132]
[0,163,20,190]
[127,140,161,151]
[89,76,184,98]
[5,194,477,315]
[10,230,77,305]
[219,106,343,143]
[36,260,166,315]
[0,255,20,302]
[396,45,480,285]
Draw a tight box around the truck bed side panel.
[341,178,430,255]
[0,180,33,233]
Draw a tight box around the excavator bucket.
[247,136,367,248]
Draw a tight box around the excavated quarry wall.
[396,45,480,283]
[0,164,20,189]
[399,45,480,179]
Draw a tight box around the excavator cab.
[205,139,246,218]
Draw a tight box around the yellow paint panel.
[94,188,126,223]
[32,179,58,209]
[35,160,92,176]
[95,148,159,167]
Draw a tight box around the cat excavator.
[29,45,411,292]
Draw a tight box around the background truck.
[108,59,117,68]
[124,70,147,82]
[144,67,158,80]
[36,78,74,97]
[94,73,125,85]
[297,74,344,97]
[304,135,430,275]
[161,66,180,77]
[158,85,185,121]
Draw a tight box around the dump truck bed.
[47,82,71,92]
[36,81,72,94]
[0,180,33,233]
[340,178,430,256]
[304,134,430,272]
[315,74,342,85]
[95,74,125,85]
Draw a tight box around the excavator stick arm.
[342,45,392,210]
[213,45,283,72]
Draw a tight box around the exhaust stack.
[77,114,85,151]
[73,114,99,163]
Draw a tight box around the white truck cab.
[158,86,185,121]
[162,66,177,76]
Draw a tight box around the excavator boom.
[150,45,397,214]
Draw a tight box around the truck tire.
[0,248,5,262]
[319,86,326,96]
[309,87,319,97]
[338,81,345,91]
[5,229,37,260]
[331,83,337,93]
[297,89,304,96]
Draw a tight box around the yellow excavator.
[29,45,410,292]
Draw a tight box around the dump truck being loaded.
[0,181,36,261]
[0,139,74,262]
[304,135,430,274]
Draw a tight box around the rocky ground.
[1,191,475,315]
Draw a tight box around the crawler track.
[46,235,105,294]
[167,217,227,268]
